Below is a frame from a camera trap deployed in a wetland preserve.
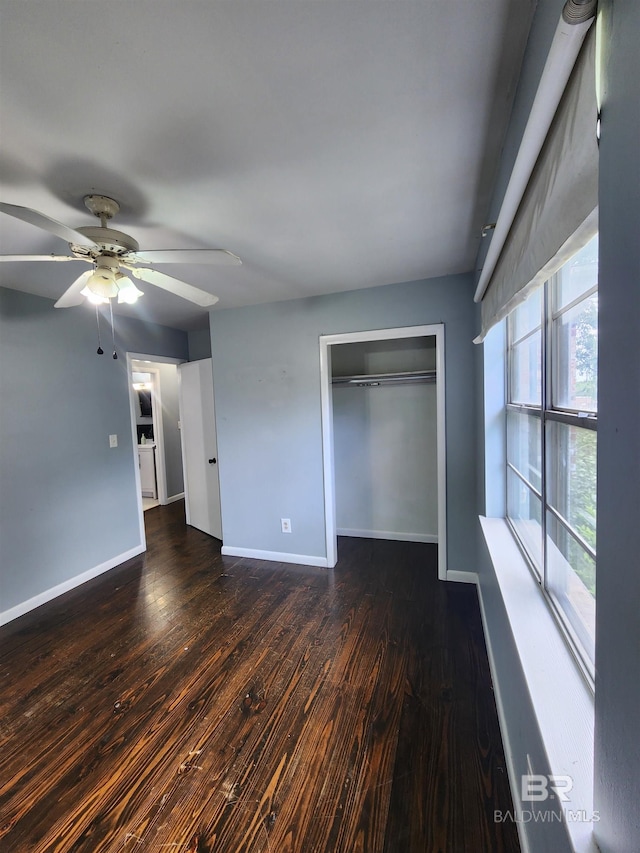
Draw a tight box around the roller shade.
[477,26,598,341]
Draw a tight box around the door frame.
[319,323,447,579]
[126,352,185,544]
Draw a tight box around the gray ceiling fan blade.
[131,249,242,266]
[54,270,93,308]
[0,203,97,248]
[0,254,89,263]
[126,266,219,306]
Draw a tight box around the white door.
[178,359,222,540]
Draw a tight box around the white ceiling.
[0,1,534,331]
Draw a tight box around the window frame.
[505,251,597,684]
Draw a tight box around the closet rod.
[332,369,436,387]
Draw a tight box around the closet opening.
[320,325,447,579]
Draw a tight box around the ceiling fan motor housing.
[68,195,140,258]
[70,226,140,257]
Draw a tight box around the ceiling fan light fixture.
[81,285,109,305]
[86,266,118,299]
[116,274,144,304]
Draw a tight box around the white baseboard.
[163,492,185,505]
[337,527,438,544]
[446,569,479,584]
[0,544,146,627]
[220,545,328,569]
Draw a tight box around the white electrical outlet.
[109,434,118,448]
[281,518,292,533]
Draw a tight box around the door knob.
[209,457,217,464]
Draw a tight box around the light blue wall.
[593,1,640,850]
[188,327,212,361]
[210,274,477,570]
[0,288,188,617]
[480,320,506,519]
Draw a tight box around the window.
[506,235,598,674]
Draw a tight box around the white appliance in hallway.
[138,444,157,499]
[178,358,222,540]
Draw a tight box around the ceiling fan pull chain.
[95,304,104,355]
[109,300,117,359]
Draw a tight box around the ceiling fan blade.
[54,270,92,308]
[0,203,97,248]
[0,254,89,263]
[131,249,242,266]
[127,266,219,307]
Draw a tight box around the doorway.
[132,365,160,510]
[127,353,186,542]
[319,324,447,579]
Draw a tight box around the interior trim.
[0,544,145,627]
[220,546,329,569]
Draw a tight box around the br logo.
[521,774,573,802]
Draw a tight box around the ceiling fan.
[0,194,241,309]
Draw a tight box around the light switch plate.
[109,434,118,448]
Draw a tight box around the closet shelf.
[332,369,436,387]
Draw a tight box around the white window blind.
[477,26,598,341]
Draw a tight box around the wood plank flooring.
[0,502,519,852]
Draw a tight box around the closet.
[331,336,438,543]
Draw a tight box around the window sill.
[479,516,597,853]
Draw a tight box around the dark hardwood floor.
[0,502,519,853]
